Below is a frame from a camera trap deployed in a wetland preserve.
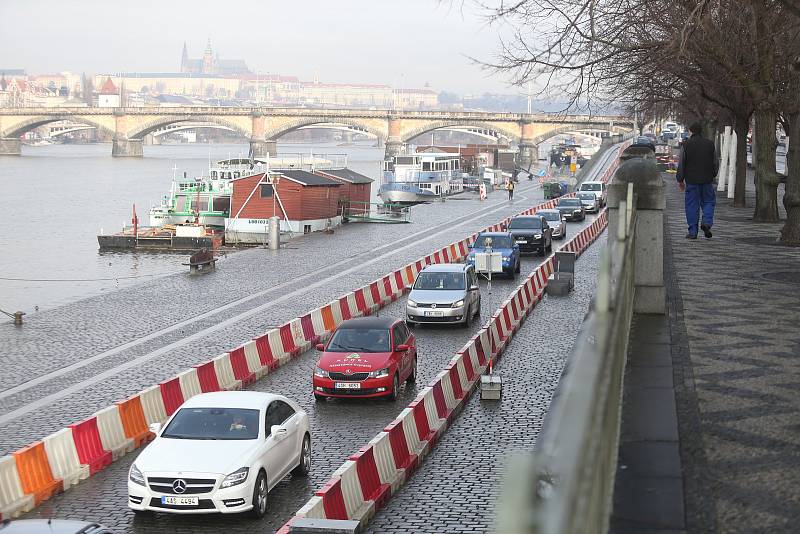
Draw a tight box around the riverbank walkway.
[612,174,800,533]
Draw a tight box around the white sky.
[0,0,518,94]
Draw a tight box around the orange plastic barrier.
[12,442,63,505]
[117,396,155,448]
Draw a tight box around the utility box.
[547,251,577,296]
[481,374,502,400]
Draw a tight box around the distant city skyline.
[0,0,520,96]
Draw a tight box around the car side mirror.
[396,344,409,352]
[149,422,162,435]
[271,425,288,439]
[315,343,325,351]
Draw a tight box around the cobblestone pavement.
[0,179,552,455]
[663,179,800,533]
[19,213,601,532]
[366,229,604,534]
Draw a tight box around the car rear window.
[163,408,260,440]
[415,271,466,290]
[540,211,560,221]
[327,327,391,353]
[558,199,582,207]
[474,235,513,248]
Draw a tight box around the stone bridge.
[0,107,633,167]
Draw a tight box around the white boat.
[378,151,464,204]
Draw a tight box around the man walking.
[507,178,515,201]
[676,122,717,239]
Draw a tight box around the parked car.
[632,136,656,152]
[406,263,481,327]
[555,197,586,221]
[0,520,112,534]
[466,232,521,277]
[576,191,601,213]
[507,215,553,255]
[128,391,310,518]
[577,180,608,206]
[537,209,567,239]
[313,317,416,401]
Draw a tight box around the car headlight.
[129,463,145,486]
[368,367,390,378]
[534,234,541,239]
[314,366,328,378]
[452,299,465,308]
[502,255,510,260]
[407,299,418,307]
[221,467,249,488]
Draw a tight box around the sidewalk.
[613,175,800,532]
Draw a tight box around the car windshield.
[415,271,466,290]
[508,218,542,230]
[540,211,561,222]
[558,199,582,207]
[473,235,513,249]
[162,407,260,440]
[327,327,391,353]
[581,183,601,191]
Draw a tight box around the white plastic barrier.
[420,387,446,437]
[369,432,402,491]
[310,308,327,341]
[139,384,168,425]
[296,495,326,519]
[243,340,267,379]
[267,329,290,365]
[0,455,35,519]
[213,353,242,391]
[437,370,458,412]
[177,368,202,400]
[344,293,358,321]
[399,408,426,458]
[451,357,471,397]
[289,318,308,352]
[42,428,89,490]
[94,405,134,461]
[333,460,373,522]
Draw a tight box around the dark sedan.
[507,215,553,255]
[555,198,586,221]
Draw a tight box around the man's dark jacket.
[677,134,718,184]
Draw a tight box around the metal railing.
[497,183,637,534]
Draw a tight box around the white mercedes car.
[128,391,310,517]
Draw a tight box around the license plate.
[425,311,445,317]
[161,496,198,506]
[516,239,527,244]
[335,382,361,389]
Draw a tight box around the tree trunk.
[753,107,781,222]
[733,114,750,207]
[780,112,800,245]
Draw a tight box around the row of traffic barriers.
[279,209,611,533]
[0,189,579,521]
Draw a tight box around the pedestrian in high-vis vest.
[676,122,718,239]
[507,179,515,201]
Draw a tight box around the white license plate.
[516,239,527,244]
[335,382,361,389]
[161,496,198,506]
[425,311,445,317]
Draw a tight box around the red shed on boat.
[226,170,341,243]
[313,168,373,216]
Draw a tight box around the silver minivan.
[406,263,481,327]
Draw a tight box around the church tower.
[181,42,189,73]
[202,38,214,74]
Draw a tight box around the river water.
[0,142,385,318]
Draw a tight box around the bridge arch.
[264,117,387,144]
[400,120,520,144]
[125,116,251,140]
[0,116,115,140]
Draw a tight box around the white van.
[577,181,608,207]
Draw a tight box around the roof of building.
[278,169,341,187]
[99,77,118,95]
[319,168,374,184]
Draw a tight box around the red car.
[313,317,417,401]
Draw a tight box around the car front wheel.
[250,471,268,518]
[387,374,400,401]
